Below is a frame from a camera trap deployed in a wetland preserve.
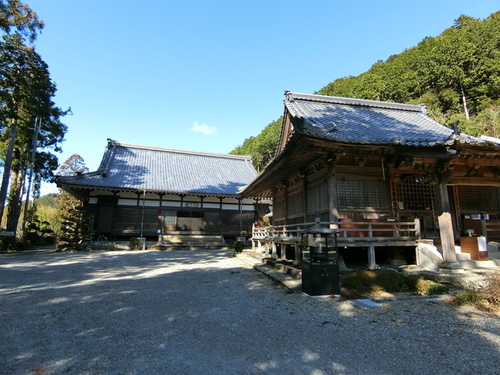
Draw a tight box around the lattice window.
[394,176,435,212]
[337,180,390,210]
[457,186,500,212]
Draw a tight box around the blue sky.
[25,0,498,194]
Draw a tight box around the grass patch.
[453,272,500,313]
[453,291,487,306]
[342,270,449,296]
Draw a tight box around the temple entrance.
[392,176,440,240]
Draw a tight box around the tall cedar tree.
[0,0,43,43]
[0,1,68,232]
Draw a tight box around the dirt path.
[1,249,499,374]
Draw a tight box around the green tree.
[0,35,68,232]
[240,12,500,171]
[318,12,500,131]
[0,0,43,42]
[55,154,90,249]
[0,2,68,234]
[231,118,281,172]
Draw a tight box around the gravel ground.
[0,249,499,375]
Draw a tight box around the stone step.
[458,259,500,269]
[151,244,226,251]
[455,252,471,261]
[241,249,265,262]
[488,251,500,260]
[161,234,225,244]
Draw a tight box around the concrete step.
[458,259,500,269]
[455,252,471,261]
[241,249,266,262]
[488,251,500,260]
[150,243,226,250]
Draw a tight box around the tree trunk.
[0,118,17,227]
[461,83,470,120]
[6,156,25,233]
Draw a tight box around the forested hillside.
[231,12,500,172]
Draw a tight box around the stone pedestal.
[439,262,464,274]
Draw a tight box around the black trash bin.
[299,222,340,296]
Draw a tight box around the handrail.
[485,220,500,238]
[252,219,420,242]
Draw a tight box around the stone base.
[439,262,465,274]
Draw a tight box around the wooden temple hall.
[243,92,500,269]
[56,140,271,246]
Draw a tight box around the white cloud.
[190,122,217,135]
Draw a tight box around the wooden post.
[368,243,378,269]
[283,182,288,225]
[303,171,308,223]
[294,243,301,265]
[480,218,487,238]
[327,164,339,224]
[435,184,458,264]
[414,218,421,239]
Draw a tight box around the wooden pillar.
[435,184,458,264]
[271,241,277,259]
[368,243,378,269]
[303,171,308,223]
[294,244,301,266]
[327,163,339,223]
[283,182,288,225]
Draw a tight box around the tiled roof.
[284,92,485,146]
[56,140,258,195]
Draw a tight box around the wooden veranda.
[252,218,421,269]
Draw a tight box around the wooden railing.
[252,219,421,244]
[485,220,500,240]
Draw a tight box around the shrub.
[411,277,449,295]
[233,241,245,253]
[129,237,139,250]
[425,283,449,295]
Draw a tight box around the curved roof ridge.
[108,139,253,162]
[56,139,258,195]
[284,91,427,113]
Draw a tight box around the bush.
[129,237,139,250]
[425,283,449,295]
[412,277,449,295]
[233,241,245,253]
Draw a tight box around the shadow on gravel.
[1,250,499,374]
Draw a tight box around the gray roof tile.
[285,92,480,146]
[56,140,258,195]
